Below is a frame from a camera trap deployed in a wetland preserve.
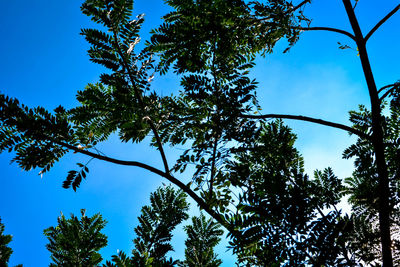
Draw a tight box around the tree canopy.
[43,209,108,266]
[1,0,400,266]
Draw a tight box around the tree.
[102,187,222,267]
[104,185,189,267]
[0,0,399,266]
[180,213,223,267]
[131,185,189,266]
[43,209,108,266]
[225,120,354,266]
[149,0,400,265]
[0,218,13,266]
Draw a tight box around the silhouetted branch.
[290,0,311,13]
[241,113,370,140]
[299,26,356,41]
[51,139,234,236]
[365,4,400,42]
[380,83,400,102]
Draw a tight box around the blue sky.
[0,0,399,266]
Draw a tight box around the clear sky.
[0,1,399,266]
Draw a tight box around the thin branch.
[380,84,400,102]
[109,18,170,174]
[353,0,359,10]
[290,0,311,13]
[56,140,168,177]
[298,26,356,41]
[209,135,218,195]
[378,81,400,94]
[365,4,400,42]
[378,83,398,94]
[253,12,356,41]
[254,17,356,41]
[241,113,370,140]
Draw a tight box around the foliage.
[150,0,307,76]
[225,121,354,266]
[104,185,189,267]
[0,0,399,265]
[43,209,108,266]
[180,213,223,267]
[0,218,13,266]
[132,185,189,265]
[343,92,400,265]
[103,251,141,267]
[0,0,156,191]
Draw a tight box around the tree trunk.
[342,1,393,266]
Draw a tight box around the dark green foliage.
[104,185,189,266]
[0,95,72,173]
[104,250,177,267]
[180,213,223,267]
[0,218,13,265]
[103,251,139,267]
[131,185,189,265]
[148,1,265,208]
[1,0,398,265]
[150,0,255,75]
[150,0,306,75]
[226,121,353,266]
[343,97,400,265]
[62,162,90,191]
[43,209,108,266]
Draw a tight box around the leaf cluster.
[180,213,223,267]
[131,185,189,265]
[0,218,13,266]
[225,121,352,266]
[43,209,108,266]
[343,99,400,265]
[0,95,73,175]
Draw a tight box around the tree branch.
[380,83,400,102]
[51,138,234,234]
[365,4,400,42]
[241,113,370,140]
[298,26,356,41]
[109,18,170,174]
[254,15,355,41]
[378,83,398,94]
[290,0,311,13]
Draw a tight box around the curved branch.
[52,139,234,234]
[378,83,398,94]
[254,16,355,41]
[380,83,400,102]
[241,113,370,140]
[365,4,400,42]
[298,26,356,41]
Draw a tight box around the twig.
[240,113,370,140]
[298,26,356,41]
[290,0,311,13]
